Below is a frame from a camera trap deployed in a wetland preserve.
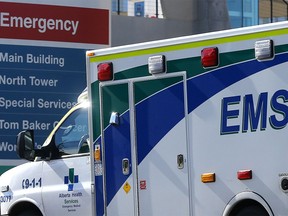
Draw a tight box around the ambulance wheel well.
[9,201,42,216]
[228,199,269,216]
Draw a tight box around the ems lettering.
[220,89,288,134]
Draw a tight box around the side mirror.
[16,130,36,161]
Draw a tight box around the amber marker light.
[201,173,216,183]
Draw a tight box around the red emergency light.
[237,169,252,180]
[98,62,113,81]
[201,47,219,68]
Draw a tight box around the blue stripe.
[136,83,185,164]
[104,112,132,205]
[187,53,288,113]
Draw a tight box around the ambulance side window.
[54,107,89,155]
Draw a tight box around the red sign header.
[0,2,109,45]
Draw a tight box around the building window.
[112,0,128,15]
[258,0,288,24]
[227,0,258,28]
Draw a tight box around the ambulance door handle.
[122,158,130,175]
[177,154,184,169]
[110,112,120,125]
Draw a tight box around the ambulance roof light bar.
[148,55,166,74]
[255,39,274,61]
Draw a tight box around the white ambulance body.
[1,21,288,216]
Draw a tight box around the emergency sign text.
[0,12,79,35]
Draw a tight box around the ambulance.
[2,21,288,216]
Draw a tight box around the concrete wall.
[111,0,230,46]
[111,15,194,46]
